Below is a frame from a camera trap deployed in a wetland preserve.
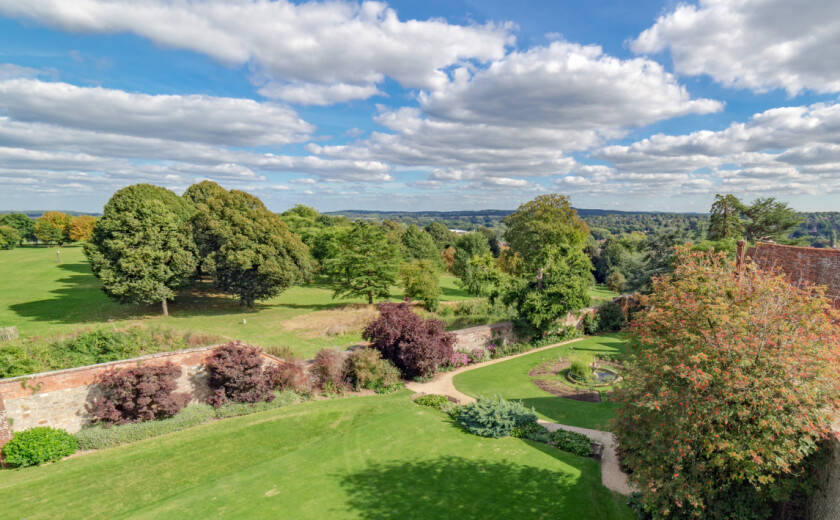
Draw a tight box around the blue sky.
[0,0,839,213]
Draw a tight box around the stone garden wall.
[451,321,518,351]
[0,344,283,443]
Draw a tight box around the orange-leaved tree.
[614,247,840,519]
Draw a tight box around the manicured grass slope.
[0,392,632,519]
[0,246,475,358]
[453,335,629,431]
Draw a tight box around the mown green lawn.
[453,334,629,431]
[588,284,619,305]
[0,246,475,357]
[0,391,632,519]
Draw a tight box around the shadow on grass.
[336,454,584,519]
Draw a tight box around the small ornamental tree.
[88,362,190,424]
[35,211,72,245]
[205,342,274,407]
[614,247,840,519]
[362,300,455,378]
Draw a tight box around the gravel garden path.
[406,337,636,496]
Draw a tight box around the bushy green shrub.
[582,313,600,335]
[453,299,487,316]
[549,429,593,457]
[457,395,537,438]
[413,394,452,409]
[569,359,592,383]
[596,301,626,332]
[0,344,41,378]
[510,422,548,439]
[75,404,215,450]
[3,427,78,467]
[346,348,402,392]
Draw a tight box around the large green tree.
[0,213,35,245]
[184,181,312,307]
[326,222,401,304]
[84,184,197,315]
[614,248,840,519]
[452,232,491,280]
[35,211,73,245]
[499,194,593,335]
[708,194,745,241]
[401,225,441,264]
[424,221,455,249]
[741,197,803,242]
[0,225,20,250]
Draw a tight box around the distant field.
[0,246,476,357]
[0,391,632,519]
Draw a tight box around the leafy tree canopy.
[615,248,840,519]
[399,259,441,311]
[326,221,401,304]
[0,213,35,244]
[401,225,441,264]
[185,180,313,307]
[84,184,197,315]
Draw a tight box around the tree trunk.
[368,291,373,305]
[537,267,544,291]
[161,298,169,316]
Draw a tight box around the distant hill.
[0,210,100,218]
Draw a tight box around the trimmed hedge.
[2,427,78,467]
[413,394,451,409]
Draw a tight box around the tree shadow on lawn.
[337,451,593,519]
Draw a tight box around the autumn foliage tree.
[614,247,840,519]
[68,215,97,242]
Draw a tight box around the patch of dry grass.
[281,304,379,339]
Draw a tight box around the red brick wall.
[746,243,840,307]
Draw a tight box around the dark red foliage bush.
[310,348,349,391]
[205,342,274,407]
[88,362,190,425]
[362,300,455,378]
[266,360,313,395]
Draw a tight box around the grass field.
[0,391,632,519]
[453,334,629,431]
[0,246,478,358]
[0,246,617,360]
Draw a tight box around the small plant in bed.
[568,359,594,384]
[2,426,78,467]
[549,429,594,457]
[413,393,452,410]
[457,395,537,438]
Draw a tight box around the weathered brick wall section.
[809,432,840,520]
[746,242,840,307]
[0,345,283,441]
[452,321,518,351]
[0,394,11,447]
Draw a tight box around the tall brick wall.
[809,432,840,520]
[746,242,840,307]
[0,344,283,443]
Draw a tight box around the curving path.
[406,337,636,496]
